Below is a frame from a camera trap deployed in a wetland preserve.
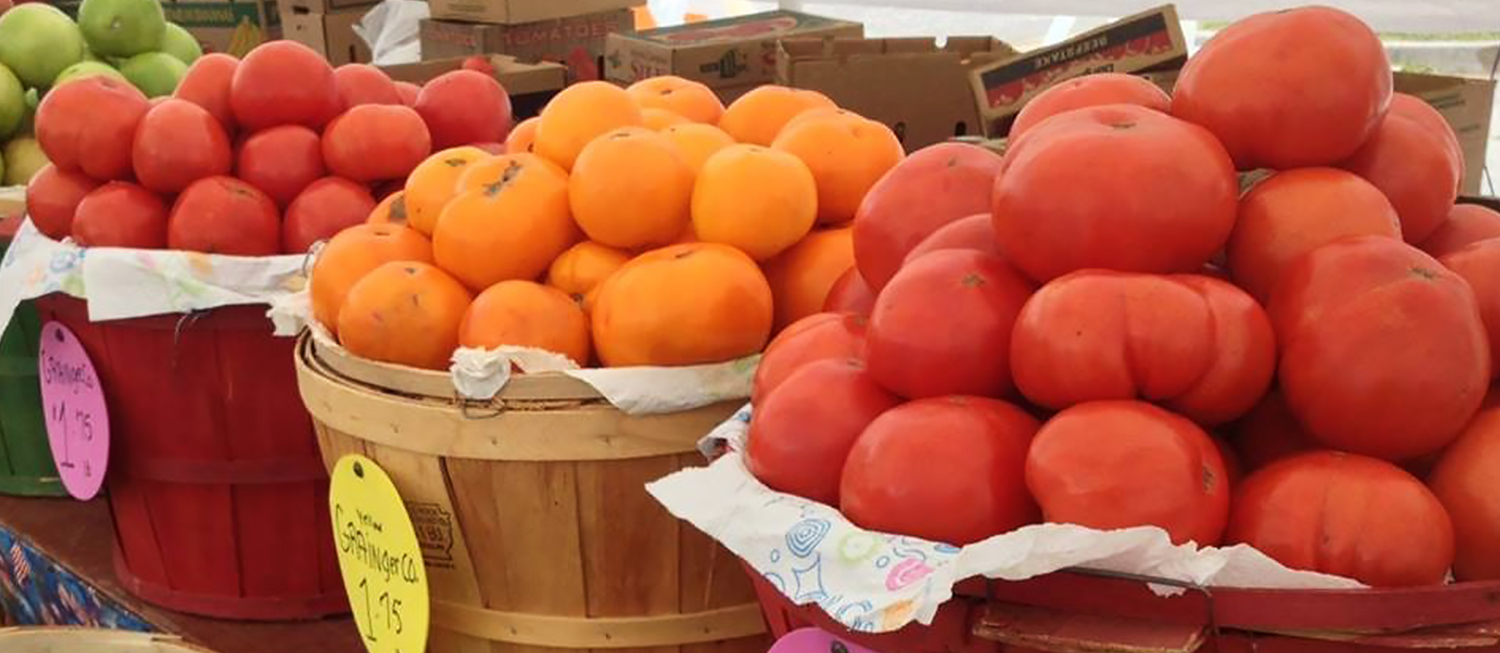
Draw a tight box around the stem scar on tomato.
[1409,266,1440,280]
[962,272,988,287]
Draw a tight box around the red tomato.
[322,104,433,183]
[852,142,1002,290]
[71,182,169,249]
[174,53,239,134]
[394,81,420,107]
[1171,6,1391,169]
[1439,240,1500,377]
[230,41,340,132]
[747,359,901,506]
[1340,94,1463,244]
[1227,168,1401,301]
[1227,451,1453,587]
[132,99,233,194]
[1270,236,1488,461]
[822,267,876,316]
[1429,389,1500,581]
[1232,391,1315,472]
[35,76,150,180]
[866,249,1032,399]
[1423,203,1500,258]
[334,63,402,110]
[1009,73,1170,139]
[1027,401,1230,546]
[282,177,377,254]
[414,70,514,149]
[1212,436,1243,488]
[752,312,867,403]
[841,396,1040,545]
[25,165,100,240]
[992,104,1237,283]
[168,176,281,256]
[902,213,1000,266]
[235,125,325,208]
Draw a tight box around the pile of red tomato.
[23,41,514,255]
[746,5,1500,589]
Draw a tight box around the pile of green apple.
[0,0,201,186]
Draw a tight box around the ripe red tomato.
[902,213,1000,266]
[1009,73,1170,139]
[1027,401,1230,546]
[334,63,402,110]
[1423,203,1500,258]
[841,396,1039,545]
[71,182,169,249]
[174,53,240,134]
[1227,451,1453,587]
[235,125,325,208]
[752,312,867,403]
[1012,272,1274,425]
[132,99,233,194]
[25,165,100,240]
[1439,240,1500,377]
[1171,6,1391,170]
[35,76,150,180]
[1232,391,1315,472]
[168,176,281,256]
[866,249,1032,399]
[747,359,901,506]
[230,41,340,132]
[1429,389,1500,581]
[822,267,876,316]
[992,104,1237,283]
[852,143,1001,291]
[1340,94,1463,244]
[1270,236,1488,461]
[322,104,433,183]
[1227,168,1401,301]
[282,177,377,254]
[414,70,514,149]
[394,81,420,107]
[1212,436,1243,488]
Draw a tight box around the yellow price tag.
[330,455,430,653]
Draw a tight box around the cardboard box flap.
[605,10,862,90]
[380,55,568,94]
[780,36,1016,64]
[630,10,860,49]
[428,0,643,26]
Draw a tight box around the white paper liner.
[646,407,1366,634]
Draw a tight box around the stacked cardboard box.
[279,0,374,65]
[379,55,568,118]
[418,0,643,82]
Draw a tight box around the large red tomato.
[1232,391,1315,472]
[1009,72,1170,139]
[1428,389,1500,581]
[1439,240,1500,377]
[841,396,1039,545]
[25,165,100,240]
[235,125,325,208]
[1227,451,1453,587]
[1171,6,1391,170]
[1423,203,1500,258]
[322,104,433,183]
[333,63,402,110]
[1027,401,1230,546]
[852,142,1002,291]
[1340,94,1463,244]
[1012,272,1274,425]
[282,177,377,254]
[866,249,1032,399]
[168,176,281,256]
[230,41,340,132]
[992,104,1237,283]
[71,182,168,249]
[752,312,867,403]
[35,76,149,180]
[132,99,232,194]
[747,358,901,506]
[1270,236,1488,461]
[902,213,1000,265]
[822,267,876,316]
[1227,168,1401,301]
[173,53,239,134]
[394,81,420,107]
[415,70,514,150]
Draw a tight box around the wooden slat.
[975,602,1206,653]
[677,452,768,653]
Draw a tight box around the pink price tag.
[769,628,881,653]
[38,322,109,500]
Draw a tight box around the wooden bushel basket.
[294,333,770,652]
[0,628,218,653]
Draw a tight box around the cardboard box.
[1394,71,1496,195]
[380,55,568,119]
[604,10,863,95]
[776,37,1017,151]
[428,0,643,26]
[281,5,370,65]
[419,9,632,82]
[284,0,371,14]
[162,0,282,57]
[969,4,1187,136]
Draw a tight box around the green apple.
[78,0,165,58]
[119,51,185,97]
[160,23,201,64]
[0,62,21,139]
[53,60,125,87]
[2,136,45,186]
[0,4,87,89]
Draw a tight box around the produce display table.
[0,495,363,653]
